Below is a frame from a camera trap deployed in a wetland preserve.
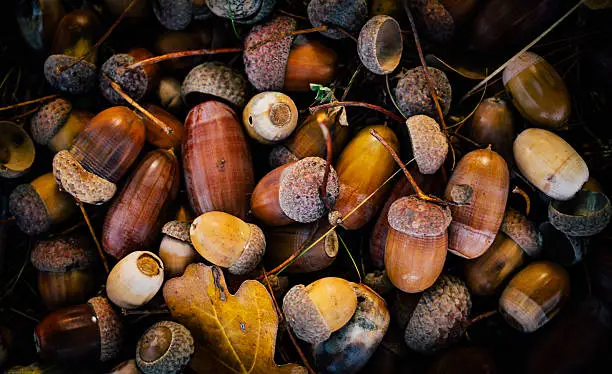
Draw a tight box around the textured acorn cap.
[154,0,192,30]
[388,195,452,237]
[548,190,612,237]
[136,321,195,374]
[357,15,403,75]
[30,98,72,146]
[409,0,455,43]
[407,115,448,174]
[87,296,122,361]
[31,235,95,272]
[182,62,248,108]
[404,275,471,354]
[227,223,266,275]
[162,220,191,243]
[282,284,331,344]
[243,16,296,91]
[501,208,540,257]
[100,54,148,105]
[279,157,339,223]
[307,0,368,39]
[502,52,543,86]
[44,55,97,94]
[269,145,298,168]
[8,184,51,235]
[52,150,117,205]
[395,67,452,118]
[234,0,276,24]
[206,0,264,20]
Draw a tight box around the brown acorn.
[158,77,183,114]
[154,0,193,30]
[51,9,101,64]
[182,62,249,108]
[141,104,183,149]
[104,0,150,21]
[136,321,194,374]
[154,30,207,72]
[406,115,448,175]
[17,0,65,51]
[469,97,515,168]
[357,15,403,75]
[307,0,368,39]
[395,67,452,118]
[0,121,35,178]
[159,221,198,278]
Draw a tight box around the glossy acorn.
[106,251,165,309]
[140,104,183,149]
[242,92,299,144]
[154,30,207,72]
[307,0,368,39]
[136,321,194,374]
[159,221,199,278]
[51,9,101,64]
[17,0,65,51]
[182,62,249,108]
[469,97,515,167]
[0,121,35,178]
[395,67,452,118]
[357,15,402,74]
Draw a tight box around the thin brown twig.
[449,131,482,148]
[309,101,405,124]
[317,111,333,211]
[7,106,40,121]
[277,9,308,20]
[0,95,57,112]
[468,310,498,326]
[127,47,243,69]
[78,202,110,274]
[9,308,40,323]
[121,307,170,316]
[334,26,358,42]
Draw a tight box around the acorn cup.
[242,91,299,144]
[329,125,399,230]
[31,235,98,311]
[206,0,276,24]
[445,147,510,259]
[106,251,165,309]
[9,172,76,235]
[243,16,338,92]
[34,296,122,362]
[503,52,571,129]
[537,222,589,266]
[182,62,249,108]
[190,211,266,275]
[499,261,570,333]
[159,220,199,278]
[469,97,515,168]
[395,67,452,118]
[17,0,65,51]
[30,98,93,153]
[513,128,589,201]
[548,190,611,237]
[0,121,35,178]
[183,101,254,219]
[51,9,101,64]
[307,0,368,39]
[406,115,448,175]
[357,15,403,75]
[140,104,183,149]
[52,106,146,205]
[251,157,339,226]
[282,277,358,344]
[154,0,193,30]
[136,321,194,374]
[102,149,180,259]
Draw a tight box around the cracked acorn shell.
[100,48,160,105]
[242,91,298,144]
[282,277,358,344]
[0,121,35,178]
[190,211,266,275]
[395,67,452,118]
[159,221,198,278]
[548,190,611,237]
[182,62,248,108]
[357,15,403,75]
[136,321,194,374]
[106,251,165,309]
[307,0,368,40]
[406,115,448,175]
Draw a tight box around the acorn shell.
[548,190,611,237]
[100,54,149,105]
[407,115,448,175]
[501,208,540,257]
[0,121,35,178]
[31,235,95,272]
[43,54,97,94]
[395,67,452,118]
[154,0,192,30]
[182,62,248,108]
[388,196,452,237]
[358,15,402,75]
[106,251,165,309]
[537,222,588,266]
[30,98,72,146]
[242,91,298,144]
[162,220,191,243]
[136,321,194,374]
[87,296,123,361]
[307,0,368,39]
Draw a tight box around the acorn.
[403,275,471,354]
[469,97,515,168]
[106,251,164,309]
[243,16,338,92]
[183,101,254,219]
[513,128,589,201]
[30,98,93,153]
[206,0,276,24]
[406,115,448,175]
[307,0,368,40]
[182,62,248,108]
[395,67,452,118]
[282,277,358,344]
[31,235,97,310]
[141,104,183,149]
[158,77,183,114]
[136,321,194,374]
[503,52,571,129]
[313,283,390,374]
[499,261,570,333]
[154,0,193,30]
[0,121,35,178]
[548,190,611,237]
[251,157,339,226]
[9,172,76,235]
[51,9,101,64]
[159,221,198,278]
[52,106,146,204]
[357,15,403,75]
[104,0,151,21]
[17,0,65,51]
[34,296,122,362]
[190,211,266,275]
[537,222,588,266]
[154,30,207,72]
[329,125,399,230]
[242,92,299,144]
[407,0,478,43]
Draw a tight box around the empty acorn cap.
[52,150,117,205]
[136,321,194,374]
[279,157,339,223]
[0,121,35,178]
[100,54,149,105]
[388,196,452,237]
[8,184,51,235]
[358,15,403,75]
[182,62,248,108]
[501,208,540,257]
[30,98,72,146]
[87,296,122,361]
[548,190,612,237]
[43,55,97,94]
[406,115,448,174]
[502,51,543,86]
[307,0,369,39]
[162,221,191,243]
[227,223,266,275]
[395,67,452,118]
[31,235,95,272]
[154,0,192,30]
[243,16,297,91]
[269,145,299,168]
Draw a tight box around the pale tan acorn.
[159,221,199,278]
[106,251,164,309]
[242,91,299,144]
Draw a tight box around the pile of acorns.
[2,0,612,373]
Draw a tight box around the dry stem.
[512,186,531,216]
[316,111,333,211]
[78,202,109,274]
[0,95,57,113]
[127,47,244,69]
[309,101,405,124]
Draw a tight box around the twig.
[127,47,243,69]
[317,111,333,211]
[121,307,170,316]
[7,106,41,121]
[9,308,40,323]
[337,233,361,283]
[277,9,308,20]
[449,131,482,148]
[309,101,405,124]
[512,186,531,216]
[0,95,57,112]
[342,64,362,101]
[386,74,407,119]
[78,202,110,274]
[334,26,358,42]
[468,310,498,326]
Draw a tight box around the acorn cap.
[162,220,192,243]
[279,157,339,223]
[182,62,248,108]
[234,0,276,24]
[501,208,540,257]
[52,150,117,205]
[502,51,543,86]
[206,0,264,20]
[307,0,368,40]
[269,145,298,168]
[282,284,331,344]
[87,296,122,362]
[407,115,448,174]
[227,223,266,275]
[136,321,195,374]
[395,67,452,118]
[388,195,452,237]
[154,0,193,30]
[548,190,612,237]
[537,222,588,266]
[409,0,454,43]
[31,235,95,272]
[243,16,297,91]
[357,15,403,75]
[0,121,36,178]
[100,54,148,105]
[404,275,471,354]
[44,55,97,94]
[8,183,51,235]
[30,98,72,146]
